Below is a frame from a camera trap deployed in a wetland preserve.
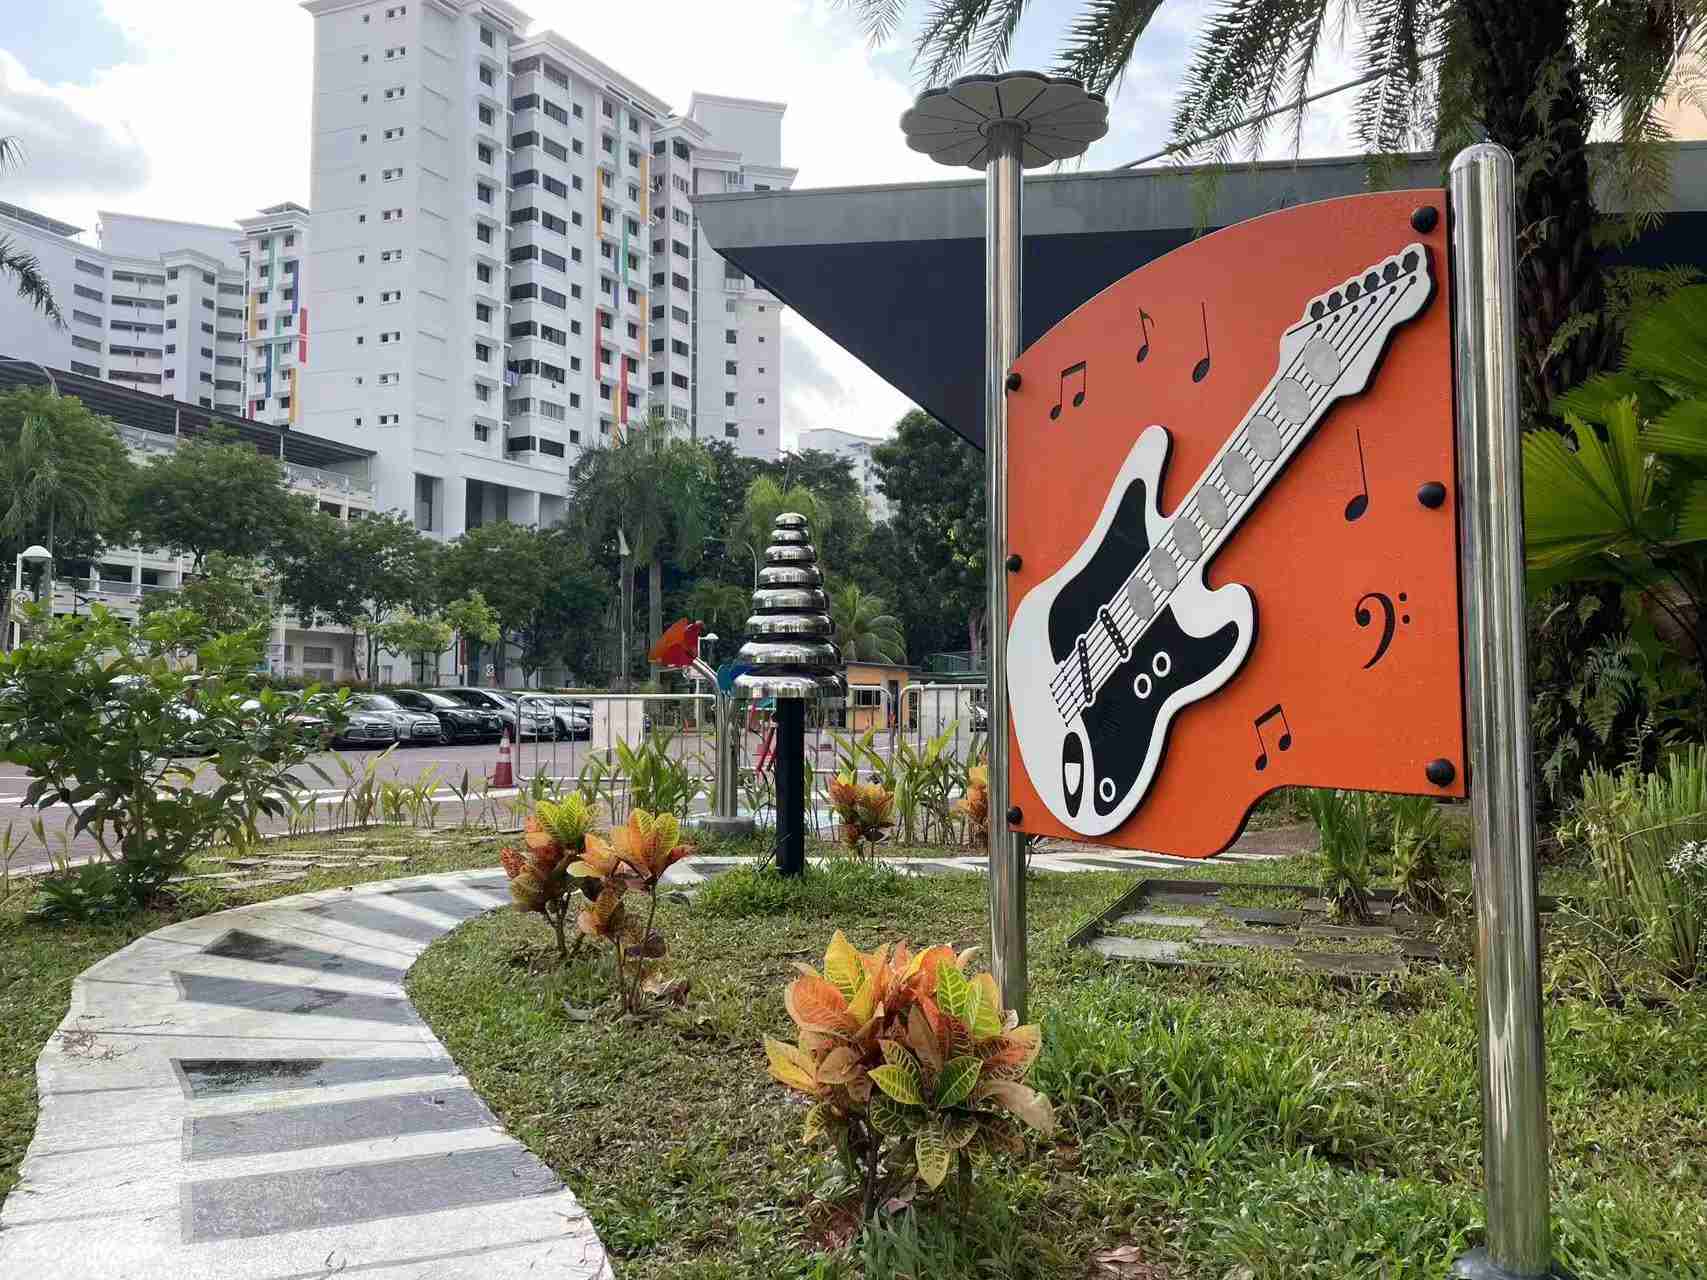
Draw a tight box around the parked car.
[538,695,593,741]
[324,701,399,749]
[236,698,336,749]
[348,693,443,746]
[390,689,502,743]
[440,687,557,741]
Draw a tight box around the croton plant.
[827,773,897,858]
[500,792,596,960]
[765,930,1052,1215]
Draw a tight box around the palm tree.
[831,583,907,664]
[568,411,711,667]
[0,138,64,327]
[844,0,1705,415]
[0,413,105,570]
[738,474,829,568]
[687,581,751,638]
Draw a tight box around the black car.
[390,689,502,743]
[440,687,558,741]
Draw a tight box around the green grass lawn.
[408,851,1707,1280]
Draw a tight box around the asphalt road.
[0,719,974,878]
[0,735,688,875]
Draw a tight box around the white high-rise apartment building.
[655,95,794,456]
[0,204,270,412]
[236,202,312,427]
[299,0,792,540]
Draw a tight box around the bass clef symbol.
[1354,591,1409,669]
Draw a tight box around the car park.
[390,689,501,743]
[536,695,593,741]
[440,687,558,740]
[347,693,443,746]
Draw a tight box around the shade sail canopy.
[696,143,1707,451]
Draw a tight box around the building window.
[478,104,495,126]
[384,86,405,100]
[725,329,736,343]
[382,167,403,181]
[725,360,737,376]
[385,46,405,60]
[474,341,491,362]
[725,391,736,407]
[725,423,739,439]
[380,289,401,304]
[382,208,403,221]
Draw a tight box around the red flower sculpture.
[649,618,705,670]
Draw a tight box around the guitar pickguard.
[1077,605,1242,819]
[1047,475,1155,664]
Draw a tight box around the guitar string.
[1048,266,1422,715]
[1061,277,1414,709]
[1057,273,1417,712]
[1044,288,1385,704]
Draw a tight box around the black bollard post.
[774,698,806,875]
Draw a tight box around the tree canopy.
[128,431,304,571]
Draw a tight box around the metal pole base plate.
[1451,1248,1575,1279]
[695,815,756,839]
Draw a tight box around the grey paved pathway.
[0,869,612,1279]
[0,828,1306,1277]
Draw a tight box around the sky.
[0,0,1367,448]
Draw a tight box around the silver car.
[349,693,443,745]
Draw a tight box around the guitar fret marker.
[1173,519,1203,559]
[1199,487,1229,529]
[1248,416,1283,461]
[1223,452,1255,495]
[1126,578,1155,620]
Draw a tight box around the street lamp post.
[9,544,53,651]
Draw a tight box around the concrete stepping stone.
[1115,911,1210,929]
[1089,936,1186,963]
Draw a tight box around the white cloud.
[1,0,1373,448]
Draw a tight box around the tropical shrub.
[1300,789,1375,923]
[828,771,896,859]
[765,930,1054,1220]
[1564,748,1707,985]
[956,764,989,847]
[1387,795,1447,915]
[569,808,694,1011]
[499,791,597,961]
[0,606,345,916]
[613,727,706,821]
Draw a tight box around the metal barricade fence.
[506,692,717,825]
[897,682,989,766]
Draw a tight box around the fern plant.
[765,930,1053,1220]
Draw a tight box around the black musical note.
[1253,704,1293,771]
[1354,590,1409,669]
[1135,309,1154,363]
[1192,303,1211,383]
[1049,361,1087,420]
[1344,429,1370,522]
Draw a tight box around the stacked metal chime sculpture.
[734,512,844,873]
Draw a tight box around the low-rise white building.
[797,426,889,521]
[0,360,376,683]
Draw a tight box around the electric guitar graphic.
[1007,243,1436,836]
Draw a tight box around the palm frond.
[836,0,912,47]
[0,235,65,328]
[1052,0,1166,96]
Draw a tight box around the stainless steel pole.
[985,120,1028,1020]
[1448,143,1556,1280]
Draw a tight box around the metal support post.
[1448,143,1562,1280]
[774,698,806,875]
[985,120,1028,1019]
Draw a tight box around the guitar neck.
[1071,270,1428,701]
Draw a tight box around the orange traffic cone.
[492,723,514,788]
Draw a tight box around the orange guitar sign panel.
[1005,190,1466,857]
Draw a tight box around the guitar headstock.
[1276,243,1434,399]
